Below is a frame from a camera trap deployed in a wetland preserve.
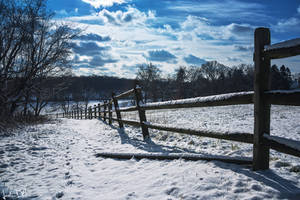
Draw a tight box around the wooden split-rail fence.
[56,27,300,171]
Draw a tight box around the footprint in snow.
[165,187,180,196]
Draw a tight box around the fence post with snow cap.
[134,82,150,140]
[112,92,124,129]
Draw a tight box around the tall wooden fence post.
[88,106,91,119]
[104,100,107,122]
[85,108,87,119]
[77,107,80,119]
[112,93,123,128]
[253,27,271,171]
[90,106,93,119]
[98,103,101,119]
[94,105,97,118]
[108,102,112,125]
[134,83,150,140]
[71,110,73,119]
[80,109,83,119]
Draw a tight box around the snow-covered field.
[1,105,300,199]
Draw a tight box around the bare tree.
[136,63,161,102]
[0,0,79,118]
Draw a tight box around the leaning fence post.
[253,27,271,171]
[134,83,150,140]
[112,92,123,128]
[108,101,112,125]
[104,100,107,122]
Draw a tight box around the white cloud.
[67,6,155,27]
[98,7,155,26]
[81,0,126,8]
[177,15,253,41]
[67,14,105,24]
[60,9,255,77]
[273,17,300,33]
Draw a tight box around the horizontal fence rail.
[263,134,300,158]
[265,89,300,106]
[54,27,300,171]
[264,38,300,59]
[114,88,136,99]
[140,92,253,111]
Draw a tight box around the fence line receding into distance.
[55,27,300,171]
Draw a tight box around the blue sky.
[47,0,300,77]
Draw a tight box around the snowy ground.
[1,105,300,199]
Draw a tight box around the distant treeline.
[136,61,296,102]
[49,76,135,101]
[51,61,295,104]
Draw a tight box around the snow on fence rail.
[54,27,300,171]
[264,38,300,59]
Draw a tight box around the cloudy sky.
[47,0,300,78]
